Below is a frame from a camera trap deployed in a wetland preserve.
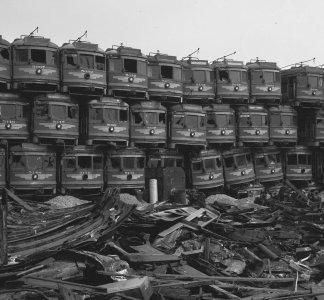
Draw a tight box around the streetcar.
[297,108,324,146]
[281,66,324,107]
[0,35,11,91]
[147,52,183,103]
[11,33,60,92]
[268,105,297,145]
[188,149,224,190]
[283,146,313,183]
[212,59,249,104]
[31,93,79,144]
[204,104,236,146]
[168,104,206,148]
[222,148,255,189]
[80,97,129,146]
[181,58,214,103]
[60,37,106,96]
[236,105,269,146]
[146,149,185,202]
[106,45,148,100]
[129,101,167,147]
[59,145,104,195]
[106,147,145,190]
[253,146,283,184]
[0,92,30,141]
[8,143,56,196]
[246,59,281,105]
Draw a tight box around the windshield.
[78,156,92,169]
[297,75,307,87]
[184,70,210,83]
[123,157,135,169]
[80,54,94,69]
[13,155,55,170]
[51,105,66,120]
[207,114,233,128]
[31,49,46,64]
[251,114,267,126]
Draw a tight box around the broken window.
[287,154,297,165]
[0,48,9,63]
[68,106,78,119]
[95,56,105,70]
[80,54,94,69]
[161,65,173,79]
[317,118,324,128]
[66,54,77,67]
[229,70,241,83]
[110,157,121,170]
[219,70,229,82]
[78,156,92,169]
[159,113,166,124]
[64,157,76,170]
[251,70,263,84]
[137,157,145,169]
[0,104,16,119]
[124,157,135,169]
[120,110,128,122]
[124,59,137,73]
[93,156,103,169]
[109,58,123,72]
[31,49,46,64]
[44,155,55,169]
[11,155,26,170]
[192,161,202,171]
[51,105,66,120]
[133,112,144,124]
[173,115,184,128]
[35,103,49,118]
[15,49,28,63]
[47,51,57,65]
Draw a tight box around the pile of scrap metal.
[3,183,324,299]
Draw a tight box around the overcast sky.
[2,0,323,68]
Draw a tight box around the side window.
[133,112,143,124]
[95,56,105,71]
[218,70,229,82]
[161,65,173,79]
[15,49,29,63]
[124,59,137,73]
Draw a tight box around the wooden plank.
[5,188,35,211]
[0,189,7,265]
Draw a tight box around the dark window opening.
[255,156,266,166]
[44,156,55,169]
[164,158,175,167]
[78,156,92,169]
[124,59,137,73]
[95,56,105,70]
[31,49,46,64]
[219,70,230,82]
[159,113,166,124]
[68,106,78,119]
[216,158,222,168]
[35,103,49,118]
[287,154,297,165]
[110,157,121,170]
[12,155,25,169]
[0,48,9,63]
[64,157,76,169]
[120,110,128,122]
[224,156,234,168]
[133,112,143,124]
[207,114,216,126]
[161,65,173,79]
[137,157,145,169]
[66,54,77,67]
[176,159,183,167]
[204,158,216,171]
[192,161,202,171]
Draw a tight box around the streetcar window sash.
[0,48,9,63]
[218,70,230,83]
[67,105,78,120]
[263,71,275,84]
[267,153,277,165]
[43,155,55,169]
[27,155,47,170]
[145,112,158,125]
[148,158,161,168]
[51,104,66,120]
[235,154,248,167]
[133,112,144,125]
[31,49,46,64]
[229,70,241,84]
[204,158,216,171]
[270,114,281,126]
[78,156,92,169]
[251,114,267,126]
[80,54,94,69]
[164,158,175,167]
[184,70,193,82]
[95,56,105,71]
[15,48,29,63]
[173,114,185,128]
[224,156,234,169]
[239,114,252,126]
[192,70,206,83]
[109,58,123,72]
[161,65,173,79]
[120,109,128,122]
[176,158,183,167]
[282,114,296,126]
[47,51,57,66]
[192,161,202,171]
[93,156,103,170]
[64,157,76,170]
[65,54,77,67]
[215,114,227,128]
[159,113,166,124]
[123,157,135,169]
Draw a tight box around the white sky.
[1,0,323,68]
